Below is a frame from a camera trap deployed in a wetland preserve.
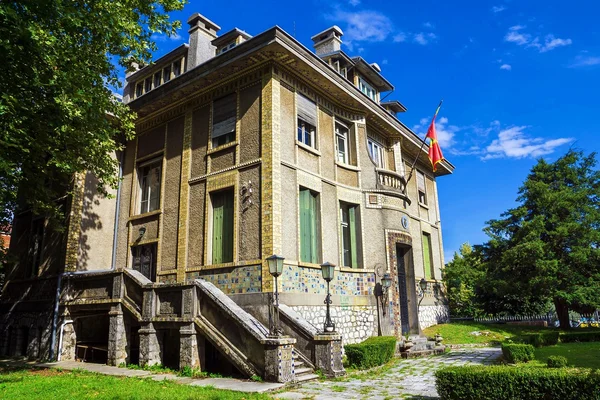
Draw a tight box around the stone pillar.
[179,323,200,369]
[139,323,161,367]
[264,344,294,383]
[314,334,346,378]
[108,305,127,366]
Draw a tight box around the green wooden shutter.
[212,193,224,264]
[309,192,318,263]
[423,233,432,279]
[222,191,234,263]
[349,206,358,268]
[299,189,309,262]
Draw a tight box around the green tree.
[481,150,600,328]
[443,243,484,317]
[0,0,184,236]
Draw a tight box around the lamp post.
[418,277,427,310]
[321,262,336,333]
[267,254,284,336]
[380,273,392,316]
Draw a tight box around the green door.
[212,189,233,264]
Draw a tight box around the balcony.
[376,168,408,198]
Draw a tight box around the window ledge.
[129,209,161,221]
[335,161,361,172]
[419,202,429,210]
[207,140,238,155]
[201,262,237,270]
[339,266,375,273]
[296,141,321,156]
[298,262,322,270]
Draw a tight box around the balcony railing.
[376,168,407,194]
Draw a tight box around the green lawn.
[423,321,552,345]
[0,367,270,400]
[532,342,600,369]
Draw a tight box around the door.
[397,245,411,335]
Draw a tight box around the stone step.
[294,361,304,369]
[295,367,312,375]
[296,373,319,382]
[400,347,446,359]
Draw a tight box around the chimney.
[311,26,344,56]
[187,13,221,70]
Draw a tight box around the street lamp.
[380,273,392,316]
[267,254,284,336]
[418,278,427,309]
[321,262,336,333]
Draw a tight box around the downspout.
[57,319,74,361]
[111,150,124,270]
[49,273,63,361]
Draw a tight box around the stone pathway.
[274,347,502,400]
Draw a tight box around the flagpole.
[406,100,443,183]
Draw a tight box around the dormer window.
[153,72,161,88]
[358,76,377,101]
[163,65,171,83]
[218,41,237,54]
[133,56,186,99]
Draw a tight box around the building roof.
[212,28,252,47]
[351,56,394,92]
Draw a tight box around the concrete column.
[139,323,161,367]
[108,305,127,366]
[264,344,294,383]
[314,334,346,378]
[179,323,200,369]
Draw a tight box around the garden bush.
[560,331,600,343]
[516,332,559,347]
[547,355,568,368]
[436,365,600,400]
[501,343,535,363]
[344,336,396,369]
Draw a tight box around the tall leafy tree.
[443,243,485,317]
[481,150,600,328]
[0,0,184,235]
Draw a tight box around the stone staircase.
[292,348,318,383]
[400,335,445,358]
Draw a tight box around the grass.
[0,366,270,400]
[422,321,553,345]
[531,342,600,369]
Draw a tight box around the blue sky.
[145,0,600,262]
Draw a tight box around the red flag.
[425,101,444,172]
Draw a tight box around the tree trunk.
[554,298,570,330]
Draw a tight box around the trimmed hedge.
[560,331,600,343]
[436,366,600,400]
[516,332,560,347]
[547,355,568,368]
[344,336,396,369]
[502,343,535,363]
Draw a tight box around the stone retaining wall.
[418,304,449,329]
[291,305,377,345]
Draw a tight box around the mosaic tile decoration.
[281,265,375,296]
[186,265,262,294]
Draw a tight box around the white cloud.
[151,31,182,42]
[413,32,437,45]
[504,26,572,53]
[482,126,573,160]
[413,116,459,150]
[393,33,407,43]
[381,59,389,65]
[423,22,435,29]
[500,63,512,70]
[327,9,393,49]
[348,0,360,5]
[569,54,600,68]
[492,5,506,13]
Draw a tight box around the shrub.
[501,343,535,363]
[547,355,568,368]
[436,366,600,400]
[344,336,396,370]
[560,331,600,343]
[516,332,559,347]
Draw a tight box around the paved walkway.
[274,348,502,400]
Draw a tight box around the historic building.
[0,12,453,382]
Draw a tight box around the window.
[422,232,434,280]
[335,121,349,164]
[211,189,234,264]
[340,203,360,268]
[297,94,317,148]
[299,188,320,263]
[144,77,152,93]
[163,65,171,83]
[173,59,182,77]
[417,171,427,205]
[212,93,237,148]
[358,77,377,101]
[368,138,386,168]
[153,72,161,89]
[135,82,143,98]
[132,244,156,281]
[218,41,237,54]
[28,218,45,277]
[138,159,162,214]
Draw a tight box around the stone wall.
[291,305,377,345]
[418,304,449,330]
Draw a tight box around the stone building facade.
[0,12,453,381]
